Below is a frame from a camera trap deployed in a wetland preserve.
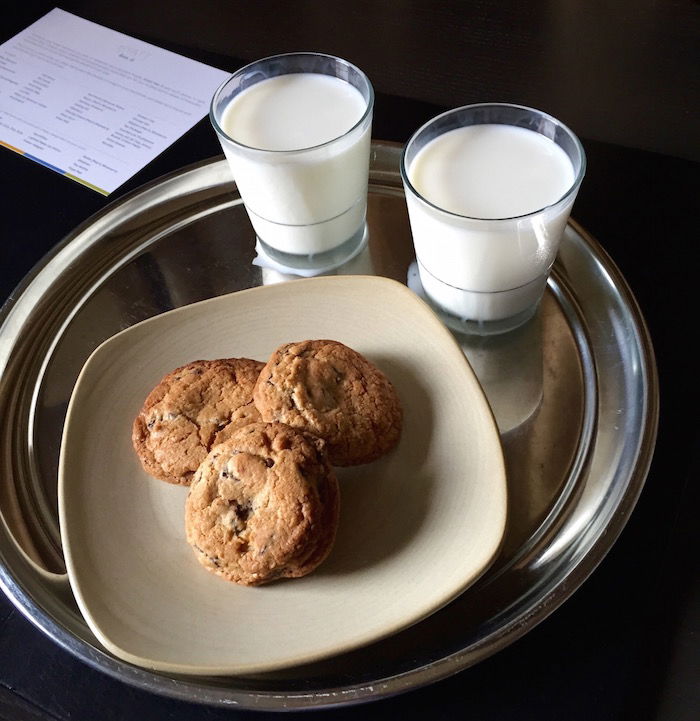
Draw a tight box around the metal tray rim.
[0,147,659,710]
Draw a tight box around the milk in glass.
[404,123,578,325]
[218,73,371,256]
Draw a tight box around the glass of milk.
[210,53,374,272]
[401,103,585,335]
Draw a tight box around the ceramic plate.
[58,275,507,675]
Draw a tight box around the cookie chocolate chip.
[132,358,264,485]
[253,340,402,466]
[185,422,340,586]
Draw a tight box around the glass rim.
[400,102,587,222]
[209,52,375,155]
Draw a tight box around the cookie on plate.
[132,358,264,486]
[185,421,339,586]
[253,340,402,466]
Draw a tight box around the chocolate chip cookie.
[132,358,264,485]
[253,340,402,466]
[185,421,339,586]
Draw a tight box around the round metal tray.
[0,143,658,710]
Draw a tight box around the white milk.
[218,73,371,255]
[222,74,366,151]
[405,124,577,324]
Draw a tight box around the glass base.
[407,261,541,336]
[436,302,539,336]
[256,223,368,275]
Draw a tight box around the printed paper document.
[0,8,230,194]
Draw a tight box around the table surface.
[1,3,698,720]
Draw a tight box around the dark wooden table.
[1,2,698,719]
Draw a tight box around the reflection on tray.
[455,313,543,434]
[407,261,543,433]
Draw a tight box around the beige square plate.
[58,275,507,675]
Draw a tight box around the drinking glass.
[210,53,374,272]
[401,103,586,334]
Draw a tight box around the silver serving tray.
[0,143,658,710]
